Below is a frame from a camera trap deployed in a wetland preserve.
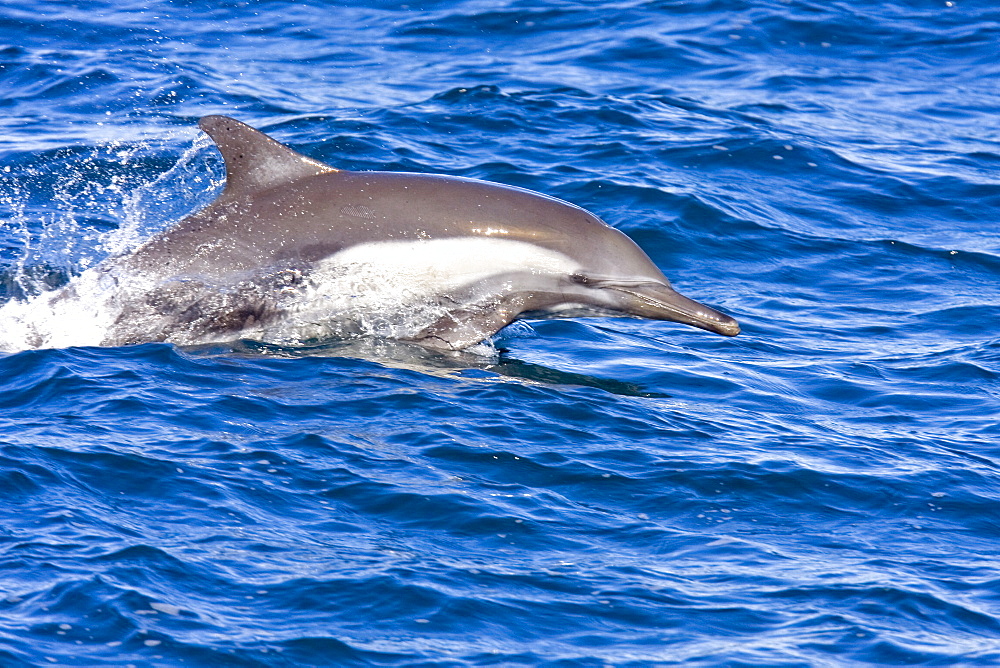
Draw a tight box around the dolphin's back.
[125,164,665,287]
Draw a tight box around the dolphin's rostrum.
[31,116,741,350]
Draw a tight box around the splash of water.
[0,129,219,350]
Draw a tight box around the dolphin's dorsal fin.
[198,115,337,197]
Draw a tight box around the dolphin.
[15,115,739,350]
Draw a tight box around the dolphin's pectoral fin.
[198,115,338,198]
[408,301,523,351]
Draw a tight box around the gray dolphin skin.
[102,115,739,349]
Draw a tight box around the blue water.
[1,0,999,665]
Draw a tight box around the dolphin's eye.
[570,273,591,285]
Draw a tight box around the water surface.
[1,1,999,665]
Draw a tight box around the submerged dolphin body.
[37,116,740,350]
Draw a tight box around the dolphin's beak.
[612,282,740,336]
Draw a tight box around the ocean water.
[1,0,999,665]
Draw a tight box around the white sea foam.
[0,268,122,351]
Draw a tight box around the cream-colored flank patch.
[264,237,581,343]
[323,236,577,295]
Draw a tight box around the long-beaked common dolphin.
[8,115,739,351]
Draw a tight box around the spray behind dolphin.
[0,116,738,351]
